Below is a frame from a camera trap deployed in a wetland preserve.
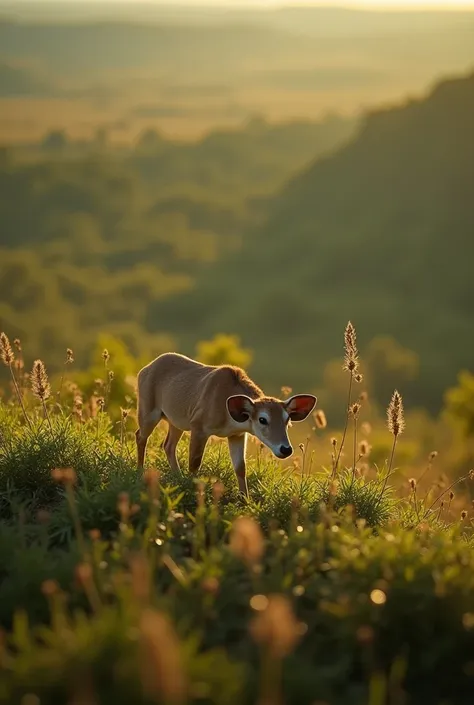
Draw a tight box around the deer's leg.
[228,434,249,497]
[136,408,162,470]
[188,430,209,475]
[163,423,184,473]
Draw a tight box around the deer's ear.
[226,395,254,423]
[284,394,317,422]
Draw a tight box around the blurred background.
[1,0,474,475]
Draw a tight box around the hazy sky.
[42,0,474,7]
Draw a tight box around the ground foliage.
[1,330,474,704]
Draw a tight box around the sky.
[29,0,474,7]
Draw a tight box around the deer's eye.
[258,416,268,425]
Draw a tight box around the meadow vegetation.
[1,6,474,701]
[1,324,474,704]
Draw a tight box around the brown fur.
[135,352,316,496]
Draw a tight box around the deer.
[135,352,317,496]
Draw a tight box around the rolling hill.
[163,71,474,411]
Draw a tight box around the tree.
[42,129,68,151]
[443,370,474,439]
[195,334,253,369]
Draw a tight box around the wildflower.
[387,390,405,437]
[75,563,93,586]
[313,409,327,429]
[102,348,110,364]
[13,338,22,351]
[212,480,225,503]
[450,491,455,501]
[117,492,130,521]
[249,594,305,659]
[299,442,305,453]
[330,437,337,448]
[0,332,14,366]
[359,440,370,457]
[121,407,130,420]
[280,386,292,398]
[41,579,60,597]
[343,321,359,373]
[144,469,160,488]
[201,577,220,595]
[461,510,468,521]
[355,373,363,383]
[31,359,51,401]
[138,609,186,704]
[229,516,264,567]
[51,468,64,482]
[409,478,416,491]
[469,470,474,481]
[97,397,105,411]
[358,391,368,403]
[350,402,361,417]
[66,348,74,363]
[429,451,438,461]
[62,468,77,486]
[108,370,114,381]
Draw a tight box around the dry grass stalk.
[0,332,32,428]
[250,594,306,705]
[377,390,405,504]
[138,608,186,705]
[332,321,359,479]
[229,516,265,568]
[31,359,53,430]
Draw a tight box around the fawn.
[135,352,316,496]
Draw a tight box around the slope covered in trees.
[0,115,354,366]
[165,72,474,411]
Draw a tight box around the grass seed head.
[212,480,225,503]
[0,332,14,366]
[343,321,359,373]
[359,440,370,457]
[249,594,305,659]
[66,348,74,363]
[313,409,327,429]
[350,402,361,417]
[229,516,264,567]
[387,390,405,437]
[31,359,51,402]
[138,608,186,705]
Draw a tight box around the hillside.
[0,114,355,366]
[164,71,474,411]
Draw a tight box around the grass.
[1,327,474,704]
